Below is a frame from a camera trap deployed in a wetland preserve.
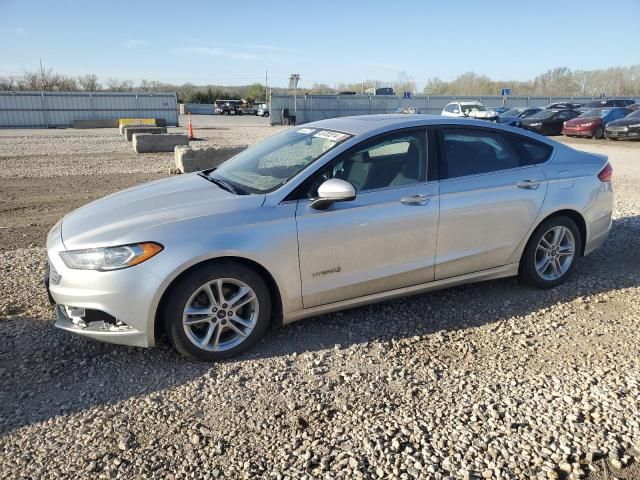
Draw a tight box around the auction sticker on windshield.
[313,130,351,142]
[296,128,316,134]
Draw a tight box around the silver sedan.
[46,115,613,360]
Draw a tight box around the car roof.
[300,114,537,136]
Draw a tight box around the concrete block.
[174,145,247,173]
[124,125,167,141]
[73,119,119,129]
[133,133,189,153]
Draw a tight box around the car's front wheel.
[163,261,271,361]
[594,126,605,139]
[520,216,581,289]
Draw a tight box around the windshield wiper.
[197,172,236,194]
[198,169,247,195]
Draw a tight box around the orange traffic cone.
[187,113,195,140]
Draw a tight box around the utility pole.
[265,69,268,104]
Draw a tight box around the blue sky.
[1,0,639,89]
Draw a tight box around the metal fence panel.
[270,94,640,125]
[0,91,179,128]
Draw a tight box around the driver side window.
[300,130,427,198]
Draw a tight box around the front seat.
[390,143,421,186]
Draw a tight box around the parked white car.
[441,101,499,121]
[256,104,270,117]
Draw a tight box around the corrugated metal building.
[269,94,640,125]
[0,91,179,128]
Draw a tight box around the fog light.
[64,306,86,319]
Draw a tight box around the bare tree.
[106,78,133,92]
[78,74,101,91]
[0,75,17,90]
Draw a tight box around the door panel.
[296,183,439,308]
[436,166,547,279]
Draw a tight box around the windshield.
[583,101,605,108]
[210,128,352,194]
[501,108,523,117]
[461,104,486,113]
[578,108,611,119]
[528,110,557,120]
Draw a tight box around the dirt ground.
[0,122,638,479]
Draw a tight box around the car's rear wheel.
[163,261,271,361]
[520,216,581,289]
[594,126,605,139]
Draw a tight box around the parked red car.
[563,107,630,139]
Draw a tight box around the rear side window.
[439,128,520,179]
[439,128,553,179]
[518,138,553,165]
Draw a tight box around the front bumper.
[46,223,162,348]
[54,304,149,347]
[605,128,640,139]
[521,124,545,134]
[563,127,593,137]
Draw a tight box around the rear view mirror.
[311,178,356,210]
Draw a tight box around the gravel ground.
[0,122,639,479]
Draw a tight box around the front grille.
[607,126,628,132]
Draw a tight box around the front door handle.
[401,194,431,206]
[516,179,542,190]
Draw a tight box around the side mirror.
[310,178,356,210]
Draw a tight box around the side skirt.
[283,263,519,324]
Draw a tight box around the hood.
[606,116,640,127]
[564,117,603,126]
[61,174,265,249]
[521,117,545,125]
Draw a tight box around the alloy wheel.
[535,226,576,281]
[182,278,259,352]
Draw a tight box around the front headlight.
[629,123,640,128]
[529,122,542,127]
[60,242,163,271]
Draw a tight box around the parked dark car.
[579,99,635,112]
[492,106,511,115]
[521,109,580,135]
[541,102,582,110]
[563,107,630,139]
[604,110,640,140]
[498,107,542,126]
[375,88,395,95]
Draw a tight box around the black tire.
[264,112,270,118]
[594,126,605,139]
[519,216,581,289]
[163,261,271,361]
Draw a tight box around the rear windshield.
[528,110,556,120]
[579,108,611,119]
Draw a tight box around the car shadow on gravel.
[1,215,638,435]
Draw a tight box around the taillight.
[598,162,613,182]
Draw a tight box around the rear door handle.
[516,179,542,190]
[401,194,431,206]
